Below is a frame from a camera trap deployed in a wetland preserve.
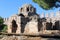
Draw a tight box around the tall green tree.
[33,0,60,10]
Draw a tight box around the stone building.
[40,11,60,30]
[4,4,60,34]
[4,4,40,34]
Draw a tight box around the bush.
[1,25,7,33]
[0,17,3,24]
[0,16,7,33]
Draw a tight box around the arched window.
[20,8,23,12]
[27,7,29,11]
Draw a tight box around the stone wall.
[3,4,60,34]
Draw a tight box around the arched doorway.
[53,21,60,30]
[46,22,52,30]
[11,20,18,33]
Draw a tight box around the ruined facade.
[40,11,60,30]
[4,4,40,34]
[4,4,60,34]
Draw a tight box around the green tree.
[1,24,7,32]
[33,0,60,10]
[0,17,3,25]
[0,16,7,32]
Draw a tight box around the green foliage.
[33,0,59,10]
[1,25,7,32]
[0,16,7,33]
[0,17,3,24]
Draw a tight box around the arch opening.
[27,7,29,12]
[11,20,18,33]
[19,14,25,17]
[53,21,60,30]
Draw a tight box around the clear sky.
[0,0,60,18]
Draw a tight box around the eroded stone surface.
[3,4,60,34]
[0,35,60,40]
[4,4,40,34]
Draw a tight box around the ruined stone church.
[4,4,60,34]
[4,4,40,34]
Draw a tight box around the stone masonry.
[4,4,40,34]
[4,4,60,34]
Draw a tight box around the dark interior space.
[18,14,25,17]
[53,21,60,30]
[27,7,29,11]
[12,20,18,33]
[46,22,52,30]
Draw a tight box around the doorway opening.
[11,20,18,33]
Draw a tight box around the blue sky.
[0,0,60,18]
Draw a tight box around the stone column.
[16,23,21,34]
[7,22,12,33]
[24,21,38,34]
[16,17,21,34]
[42,22,46,31]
